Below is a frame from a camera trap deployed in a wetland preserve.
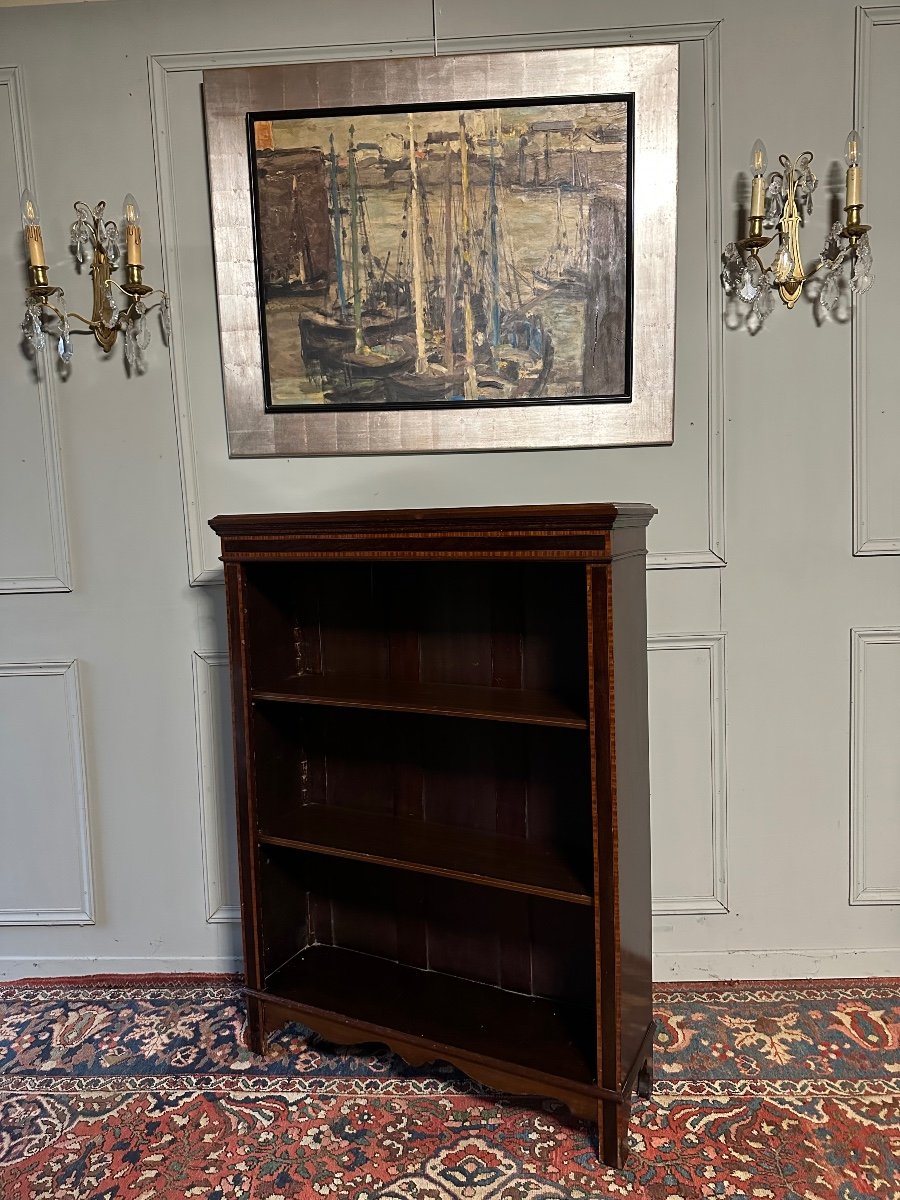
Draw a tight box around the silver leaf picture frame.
[202,44,678,456]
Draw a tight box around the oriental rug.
[0,976,897,1199]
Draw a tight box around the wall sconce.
[20,189,170,370]
[721,131,874,331]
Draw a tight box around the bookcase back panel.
[253,703,592,866]
[267,849,596,1007]
[257,847,312,978]
[243,562,589,705]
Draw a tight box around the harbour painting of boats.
[249,99,631,410]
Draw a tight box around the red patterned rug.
[1,976,898,1199]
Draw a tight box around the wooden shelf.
[252,676,588,729]
[257,804,592,906]
[260,943,597,1087]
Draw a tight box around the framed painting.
[202,45,677,456]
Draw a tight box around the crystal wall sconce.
[721,131,874,332]
[20,189,170,370]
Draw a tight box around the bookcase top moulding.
[209,502,657,561]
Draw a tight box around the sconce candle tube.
[750,176,766,220]
[845,130,862,210]
[749,139,768,220]
[20,188,47,269]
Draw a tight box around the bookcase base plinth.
[248,982,656,1168]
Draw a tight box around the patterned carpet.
[0,976,898,1199]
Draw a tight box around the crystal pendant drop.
[819,269,840,313]
[159,294,172,341]
[857,233,873,270]
[124,323,137,368]
[772,241,794,284]
[22,303,46,351]
[136,313,151,352]
[721,243,744,292]
[764,178,783,227]
[799,164,817,216]
[102,281,120,330]
[738,269,759,303]
[851,234,875,295]
[58,324,73,364]
[71,218,91,264]
[752,279,775,322]
[724,295,742,331]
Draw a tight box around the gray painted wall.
[1,0,898,978]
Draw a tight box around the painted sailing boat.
[299,112,553,404]
[509,122,589,193]
[391,110,551,403]
[384,116,466,402]
[469,116,553,399]
[532,188,588,296]
[298,131,413,366]
[265,175,328,297]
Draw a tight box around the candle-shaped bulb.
[122,192,142,267]
[749,139,768,221]
[21,188,41,228]
[123,192,141,228]
[845,129,862,168]
[750,138,768,177]
[20,187,46,269]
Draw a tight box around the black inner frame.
[246,92,636,415]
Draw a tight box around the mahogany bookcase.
[210,503,656,1167]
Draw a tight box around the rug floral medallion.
[0,977,898,1199]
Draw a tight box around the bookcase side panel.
[586,563,615,1092]
[609,543,654,1083]
[223,563,266,993]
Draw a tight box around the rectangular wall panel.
[851,629,900,902]
[0,662,93,923]
[193,651,240,921]
[854,11,900,553]
[0,68,69,592]
[150,22,724,585]
[195,635,729,924]
[648,634,727,914]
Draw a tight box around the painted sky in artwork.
[267,102,627,156]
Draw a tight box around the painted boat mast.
[407,114,428,374]
[290,173,317,286]
[443,143,454,369]
[458,112,478,400]
[328,133,347,320]
[347,125,365,354]
[488,118,501,348]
